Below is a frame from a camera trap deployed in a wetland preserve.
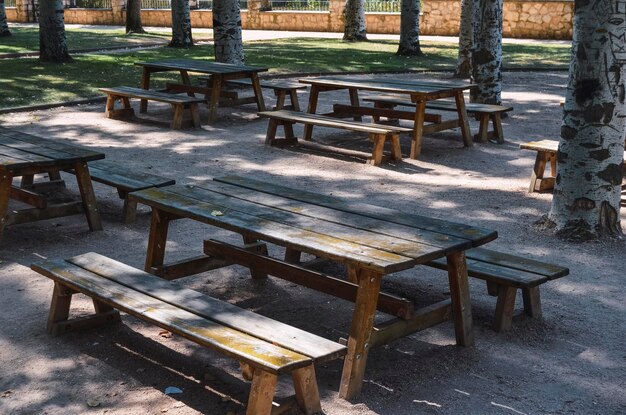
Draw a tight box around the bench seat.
[427,247,569,331]
[99,86,204,129]
[31,252,346,415]
[258,109,413,166]
[363,94,512,143]
[65,160,175,223]
[222,78,307,111]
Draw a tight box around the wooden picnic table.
[0,127,104,240]
[299,76,475,159]
[129,175,497,400]
[135,59,269,124]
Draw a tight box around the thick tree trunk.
[169,0,193,48]
[396,0,422,56]
[343,0,367,41]
[213,0,244,64]
[38,0,72,63]
[259,0,272,11]
[471,0,502,104]
[454,0,475,78]
[125,0,145,34]
[548,0,625,240]
[0,0,11,37]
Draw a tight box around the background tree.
[343,0,367,41]
[454,0,476,78]
[126,0,145,34]
[548,0,625,239]
[39,0,72,63]
[471,0,502,104]
[170,0,193,48]
[0,0,11,37]
[396,0,423,56]
[213,0,244,64]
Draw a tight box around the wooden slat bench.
[211,77,307,111]
[363,95,513,143]
[427,247,569,331]
[258,109,413,166]
[99,86,204,129]
[519,139,559,192]
[65,160,175,223]
[31,252,346,415]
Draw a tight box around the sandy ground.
[0,71,625,415]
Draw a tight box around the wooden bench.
[363,95,513,143]
[218,78,307,111]
[427,247,569,331]
[99,86,204,129]
[258,110,413,166]
[65,160,175,223]
[31,252,346,415]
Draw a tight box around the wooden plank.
[213,176,497,246]
[4,201,84,226]
[247,369,278,415]
[99,87,206,104]
[130,187,414,274]
[0,127,104,161]
[300,77,455,96]
[519,140,559,153]
[332,103,440,124]
[150,254,234,280]
[9,185,47,208]
[65,252,346,362]
[203,239,415,320]
[226,78,307,90]
[465,248,569,279]
[445,251,474,347]
[136,60,268,76]
[32,258,313,374]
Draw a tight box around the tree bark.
[39,0,72,63]
[454,0,476,78]
[396,0,422,56]
[169,0,193,48]
[0,0,11,37]
[259,0,272,11]
[471,0,502,104]
[343,0,367,41]
[125,0,145,34]
[548,0,625,240]
[213,0,244,64]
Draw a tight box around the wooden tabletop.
[134,59,268,75]
[299,76,474,96]
[0,127,104,174]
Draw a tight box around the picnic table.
[135,59,268,124]
[129,176,497,399]
[299,76,475,159]
[0,127,104,239]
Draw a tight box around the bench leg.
[189,102,201,128]
[303,85,320,141]
[289,89,301,112]
[273,90,287,110]
[349,88,362,122]
[529,151,555,193]
[492,113,504,143]
[104,94,116,117]
[522,286,542,319]
[367,133,386,166]
[246,369,278,415]
[0,172,12,240]
[494,285,517,332]
[390,133,402,161]
[284,247,302,264]
[475,113,490,143]
[243,235,269,279]
[117,190,138,224]
[171,104,184,129]
[145,209,173,273]
[47,282,121,336]
[410,100,427,159]
[292,365,322,415]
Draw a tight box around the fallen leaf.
[1,390,12,398]
[158,330,172,338]
[211,210,224,216]
[86,399,100,407]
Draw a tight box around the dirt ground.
[0,71,624,415]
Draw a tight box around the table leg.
[445,251,474,347]
[140,67,151,113]
[0,171,13,240]
[250,73,267,112]
[455,91,473,147]
[208,75,223,124]
[303,85,320,141]
[410,100,426,159]
[73,161,103,231]
[339,267,383,400]
[145,208,172,273]
[349,88,362,122]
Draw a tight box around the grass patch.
[0,35,570,109]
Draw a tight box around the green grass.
[0,34,571,109]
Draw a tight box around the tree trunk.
[126,0,145,34]
[259,0,272,11]
[343,0,367,41]
[38,0,72,63]
[169,0,193,48]
[470,0,502,104]
[213,0,244,64]
[454,0,475,78]
[548,0,625,240]
[396,0,422,56]
[0,0,11,37]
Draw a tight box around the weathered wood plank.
[99,87,205,104]
[465,248,569,279]
[4,201,84,226]
[0,127,103,161]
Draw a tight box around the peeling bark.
[213,0,244,64]
[549,0,625,239]
[396,0,422,56]
[471,0,502,104]
[343,0,367,41]
[454,0,475,78]
[126,0,145,35]
[169,0,193,48]
[38,0,72,63]
[0,0,10,37]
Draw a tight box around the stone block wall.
[6,0,575,40]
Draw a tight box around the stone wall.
[5,0,575,40]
